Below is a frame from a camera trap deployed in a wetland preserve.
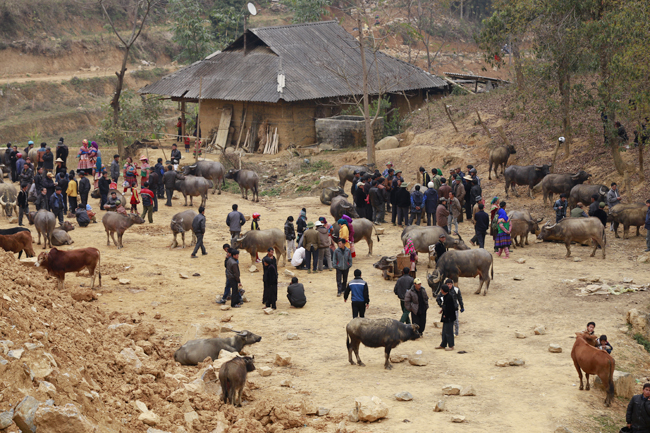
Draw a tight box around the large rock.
[37,381,57,398]
[460,385,476,396]
[13,396,40,433]
[184,378,206,394]
[627,309,648,337]
[595,370,635,398]
[33,404,97,433]
[212,350,238,371]
[442,384,462,395]
[301,399,318,416]
[515,332,526,339]
[258,366,272,377]
[375,136,399,150]
[534,325,546,335]
[408,356,428,366]
[390,354,408,363]
[316,176,340,190]
[139,411,160,426]
[451,415,466,423]
[167,388,189,403]
[70,288,97,302]
[354,396,388,422]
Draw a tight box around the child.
[285,216,296,258]
[251,212,261,262]
[597,335,613,354]
[130,187,140,214]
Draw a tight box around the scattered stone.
[442,385,462,395]
[460,385,476,396]
[433,400,445,412]
[619,327,628,333]
[515,332,526,339]
[220,306,231,311]
[495,360,509,367]
[549,344,562,353]
[355,396,388,422]
[154,313,162,319]
[286,333,299,340]
[183,411,199,425]
[513,275,524,281]
[71,288,97,302]
[13,396,40,433]
[390,354,408,363]
[280,379,292,387]
[623,277,634,284]
[509,359,525,366]
[409,356,428,366]
[534,325,546,335]
[148,429,172,433]
[638,253,650,264]
[573,257,582,262]
[192,273,200,277]
[37,381,57,398]
[284,269,295,277]
[118,348,143,372]
[590,276,600,283]
[275,352,291,366]
[348,407,359,423]
[395,392,413,401]
[249,265,258,273]
[0,356,6,366]
[29,353,57,378]
[516,258,526,264]
[301,399,318,415]
[184,379,206,394]
[167,388,189,403]
[119,278,131,285]
[336,421,348,433]
[179,274,189,279]
[7,349,24,360]
[375,227,385,235]
[451,415,466,423]
[220,314,232,323]
[0,409,14,429]
[263,308,274,315]
[578,276,588,282]
[318,407,330,416]
[258,366,272,377]
[34,404,97,432]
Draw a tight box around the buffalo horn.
[536,217,543,223]
[0,195,5,206]
[534,165,542,169]
[599,186,608,196]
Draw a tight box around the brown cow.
[0,231,35,259]
[219,356,255,406]
[35,247,101,291]
[571,332,615,406]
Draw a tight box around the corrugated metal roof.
[140,21,448,102]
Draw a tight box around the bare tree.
[99,0,156,157]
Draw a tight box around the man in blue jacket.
[49,186,65,224]
[344,269,370,318]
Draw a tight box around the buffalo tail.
[346,334,350,351]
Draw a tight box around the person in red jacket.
[140,181,155,223]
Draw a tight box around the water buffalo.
[232,228,286,266]
[28,148,40,167]
[504,164,551,198]
[51,221,75,247]
[540,170,591,205]
[568,184,608,210]
[0,183,17,218]
[174,175,212,207]
[488,144,516,180]
[170,210,198,248]
[608,203,646,239]
[34,209,56,249]
[338,165,369,191]
[401,226,469,267]
[571,332,615,407]
[173,331,262,366]
[101,213,145,249]
[346,318,421,370]
[36,247,101,291]
[0,231,34,259]
[330,195,360,220]
[508,210,543,246]
[219,356,256,406]
[428,249,494,296]
[333,218,379,255]
[537,217,606,259]
[320,186,348,205]
[183,160,225,195]
[509,219,531,249]
[225,169,259,202]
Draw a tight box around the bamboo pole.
[476,110,492,138]
[443,102,458,133]
[195,77,203,163]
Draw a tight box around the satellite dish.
[247,2,257,15]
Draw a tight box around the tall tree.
[99,0,156,158]
[170,0,214,63]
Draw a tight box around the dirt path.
[0,64,176,85]
[3,148,648,432]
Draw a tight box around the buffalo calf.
[219,356,256,406]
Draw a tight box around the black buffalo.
[568,184,608,210]
[504,164,551,199]
[540,170,591,205]
[428,249,494,296]
[173,331,262,365]
[346,318,420,370]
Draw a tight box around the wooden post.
[475,110,491,138]
[426,99,431,129]
[195,77,202,163]
[443,102,458,133]
[181,101,186,146]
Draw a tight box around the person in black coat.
[98,171,111,210]
[473,203,490,248]
[262,248,278,309]
[594,202,608,228]
[354,181,370,220]
[287,277,307,308]
[42,148,54,172]
[424,183,439,226]
[147,167,160,212]
[56,140,69,169]
[17,183,29,226]
[395,181,411,227]
[434,234,447,262]
[78,171,91,208]
[468,177,482,221]
[435,285,456,350]
[626,383,650,432]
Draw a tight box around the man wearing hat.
[43,172,56,200]
[54,157,66,177]
[382,162,393,178]
[301,221,319,273]
[23,141,34,159]
[424,181,438,226]
[395,180,411,227]
[42,146,54,174]
[354,179,370,221]
[78,170,91,209]
[56,138,68,170]
[404,277,429,333]
[436,197,450,232]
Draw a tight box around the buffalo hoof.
[358,362,365,367]
[586,385,590,391]
[189,204,194,207]
[483,291,487,296]
[384,364,393,370]
[218,191,221,195]
[349,361,355,366]
[579,385,583,390]
[474,290,481,295]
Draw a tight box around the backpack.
[491,213,499,233]
[126,165,135,177]
[142,193,152,207]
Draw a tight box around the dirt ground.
[2,144,649,432]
